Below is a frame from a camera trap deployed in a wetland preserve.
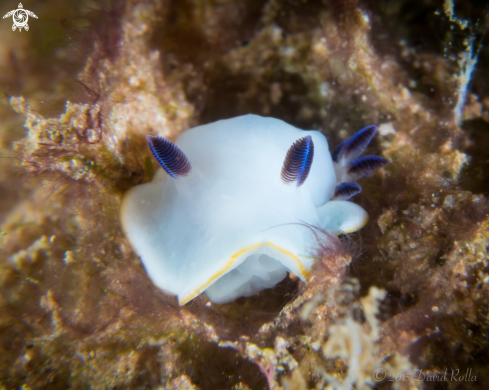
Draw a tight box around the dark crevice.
[459,119,489,195]
[186,276,300,341]
[180,339,268,390]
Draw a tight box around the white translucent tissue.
[120,115,368,304]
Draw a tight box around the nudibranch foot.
[205,253,289,304]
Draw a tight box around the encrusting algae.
[1,0,489,389]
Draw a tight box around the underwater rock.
[1,0,489,389]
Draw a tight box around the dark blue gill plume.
[281,135,314,187]
[347,155,389,180]
[333,182,362,200]
[332,125,378,163]
[146,135,192,178]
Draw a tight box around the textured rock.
[1,0,488,389]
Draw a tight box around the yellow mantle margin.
[179,241,309,305]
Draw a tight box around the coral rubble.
[1,0,488,389]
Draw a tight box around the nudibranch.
[120,115,387,304]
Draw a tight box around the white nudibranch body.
[120,114,387,305]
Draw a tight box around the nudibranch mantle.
[121,115,386,305]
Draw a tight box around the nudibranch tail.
[332,124,377,164]
[281,135,315,187]
[333,182,362,200]
[347,155,389,180]
[146,135,192,178]
[317,200,369,234]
